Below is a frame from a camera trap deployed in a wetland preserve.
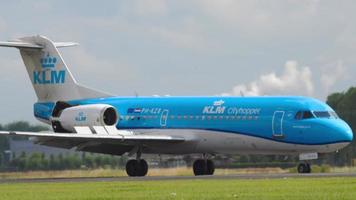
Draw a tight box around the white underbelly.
[135,129,348,155]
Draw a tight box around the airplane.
[0,35,353,176]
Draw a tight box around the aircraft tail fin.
[0,35,111,102]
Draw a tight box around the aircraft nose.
[338,121,353,143]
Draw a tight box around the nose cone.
[337,120,353,143]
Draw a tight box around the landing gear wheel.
[193,159,215,176]
[126,160,138,177]
[306,163,311,173]
[137,159,148,176]
[193,159,205,176]
[297,163,311,173]
[126,159,148,177]
[206,159,215,175]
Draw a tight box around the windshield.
[330,111,339,118]
[295,110,339,120]
[313,111,338,119]
[313,111,331,118]
[295,111,314,120]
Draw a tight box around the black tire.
[193,159,205,176]
[126,159,138,177]
[305,163,311,173]
[206,160,215,175]
[297,163,311,173]
[126,159,149,177]
[137,159,148,177]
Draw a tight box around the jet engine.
[51,103,118,133]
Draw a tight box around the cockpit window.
[330,111,339,118]
[295,111,303,120]
[295,111,314,120]
[295,110,338,120]
[312,111,338,119]
[313,111,331,118]
[303,111,314,119]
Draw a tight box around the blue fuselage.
[34,96,353,148]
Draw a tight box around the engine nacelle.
[52,104,118,133]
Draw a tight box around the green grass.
[0,177,356,200]
[0,167,287,179]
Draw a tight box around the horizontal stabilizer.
[53,42,79,48]
[0,41,78,49]
[0,35,111,102]
[0,41,42,49]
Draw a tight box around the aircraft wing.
[0,128,185,155]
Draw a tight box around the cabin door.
[272,111,284,138]
[160,109,169,127]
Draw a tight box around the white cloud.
[223,60,314,96]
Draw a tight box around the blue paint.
[40,54,56,68]
[75,112,87,122]
[34,96,353,145]
[33,54,65,85]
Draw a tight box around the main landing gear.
[297,163,311,173]
[126,159,148,177]
[125,149,148,177]
[193,159,215,176]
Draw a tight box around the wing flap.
[0,129,185,156]
[0,131,185,142]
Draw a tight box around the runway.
[1,173,356,184]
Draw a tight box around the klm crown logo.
[40,54,57,68]
[75,112,87,122]
[33,54,66,85]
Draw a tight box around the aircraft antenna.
[240,91,245,97]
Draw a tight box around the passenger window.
[295,111,303,120]
[303,111,314,119]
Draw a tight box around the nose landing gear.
[297,163,311,173]
[297,152,317,173]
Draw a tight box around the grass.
[0,166,355,180]
[0,167,287,179]
[0,177,356,200]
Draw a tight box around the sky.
[0,0,355,123]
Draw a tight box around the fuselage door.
[272,111,285,138]
[160,109,169,127]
